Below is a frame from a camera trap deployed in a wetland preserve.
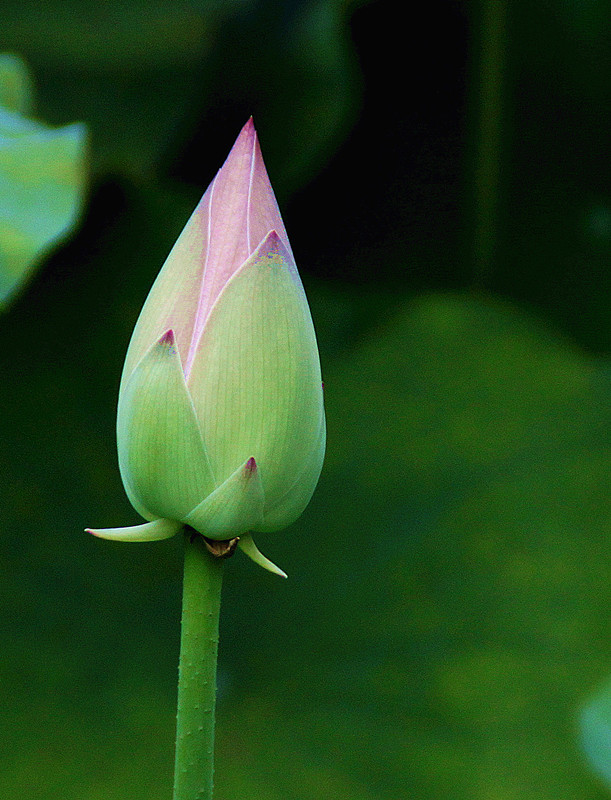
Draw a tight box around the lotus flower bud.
[87,120,325,575]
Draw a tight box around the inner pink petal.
[183,119,293,379]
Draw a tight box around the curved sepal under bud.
[117,329,215,521]
[188,231,324,526]
[238,533,287,578]
[86,518,183,542]
[184,457,264,540]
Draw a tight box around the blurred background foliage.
[0,0,610,798]
[0,53,87,304]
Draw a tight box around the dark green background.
[1,0,611,797]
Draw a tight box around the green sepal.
[238,533,287,578]
[86,518,183,542]
[184,457,264,540]
[117,329,215,522]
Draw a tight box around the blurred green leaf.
[0,53,34,114]
[0,53,87,305]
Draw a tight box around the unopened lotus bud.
[87,120,325,576]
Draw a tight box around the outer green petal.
[257,413,326,532]
[185,457,264,540]
[86,518,182,542]
[117,329,215,521]
[187,231,325,524]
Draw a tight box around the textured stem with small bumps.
[173,531,224,800]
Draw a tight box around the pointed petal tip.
[154,329,178,359]
[158,329,175,347]
[257,230,292,261]
[242,116,257,141]
[232,116,258,155]
[185,457,264,539]
[238,533,288,579]
[86,519,183,542]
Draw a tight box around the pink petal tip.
[233,117,257,156]
[158,329,175,346]
[258,230,291,260]
[244,457,257,476]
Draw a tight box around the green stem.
[173,532,224,800]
